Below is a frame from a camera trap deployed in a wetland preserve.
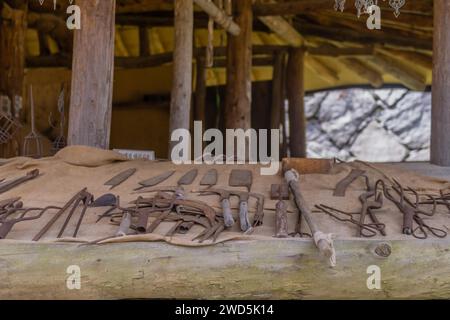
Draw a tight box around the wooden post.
[271,52,285,130]
[0,2,27,107]
[169,0,194,157]
[139,26,150,57]
[68,0,116,149]
[225,0,252,130]
[287,48,306,158]
[431,0,450,166]
[195,57,207,124]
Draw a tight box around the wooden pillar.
[139,26,150,57]
[286,48,306,158]
[169,0,193,156]
[271,52,285,130]
[195,57,207,124]
[225,0,252,130]
[68,0,116,149]
[431,0,450,166]
[0,2,27,107]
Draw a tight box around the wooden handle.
[239,200,251,232]
[221,198,234,228]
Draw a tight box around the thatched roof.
[20,0,433,92]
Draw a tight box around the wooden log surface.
[168,0,194,156]
[68,0,116,149]
[287,48,306,158]
[224,0,252,130]
[1,238,450,299]
[431,0,450,166]
[193,0,240,36]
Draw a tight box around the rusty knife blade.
[178,168,198,185]
[104,168,136,190]
[139,170,175,188]
[200,169,218,187]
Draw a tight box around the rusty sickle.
[194,188,235,228]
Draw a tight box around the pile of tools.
[315,167,450,240]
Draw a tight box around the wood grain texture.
[287,48,306,158]
[431,0,450,166]
[0,4,26,101]
[68,0,116,149]
[168,0,193,157]
[1,239,450,299]
[224,0,252,130]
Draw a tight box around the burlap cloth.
[1,146,449,246]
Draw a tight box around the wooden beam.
[139,26,150,56]
[169,0,194,156]
[372,52,426,91]
[287,48,306,158]
[27,12,73,52]
[258,15,303,47]
[339,58,383,88]
[271,52,285,130]
[377,47,432,70]
[253,0,329,16]
[305,55,339,84]
[431,0,450,166]
[0,2,27,105]
[68,0,116,149]
[193,0,240,36]
[225,0,252,130]
[194,57,207,123]
[308,45,373,57]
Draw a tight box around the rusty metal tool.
[23,85,43,158]
[229,169,252,192]
[104,168,137,190]
[333,169,367,197]
[229,169,253,232]
[275,200,289,238]
[0,205,60,239]
[194,188,234,227]
[200,169,218,188]
[33,188,87,241]
[48,84,67,153]
[271,184,289,200]
[0,169,40,194]
[57,190,93,238]
[72,192,94,238]
[250,192,265,227]
[229,190,252,233]
[272,184,289,238]
[285,169,336,266]
[134,170,175,191]
[91,194,117,208]
[358,191,385,237]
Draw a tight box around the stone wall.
[305,88,431,162]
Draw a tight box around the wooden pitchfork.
[23,85,43,158]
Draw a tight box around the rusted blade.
[139,170,175,188]
[229,169,252,192]
[200,169,218,187]
[270,184,289,200]
[104,168,136,190]
[178,169,198,186]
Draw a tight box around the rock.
[373,88,408,108]
[406,149,430,162]
[318,89,378,147]
[305,92,328,119]
[379,92,431,149]
[350,121,408,162]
